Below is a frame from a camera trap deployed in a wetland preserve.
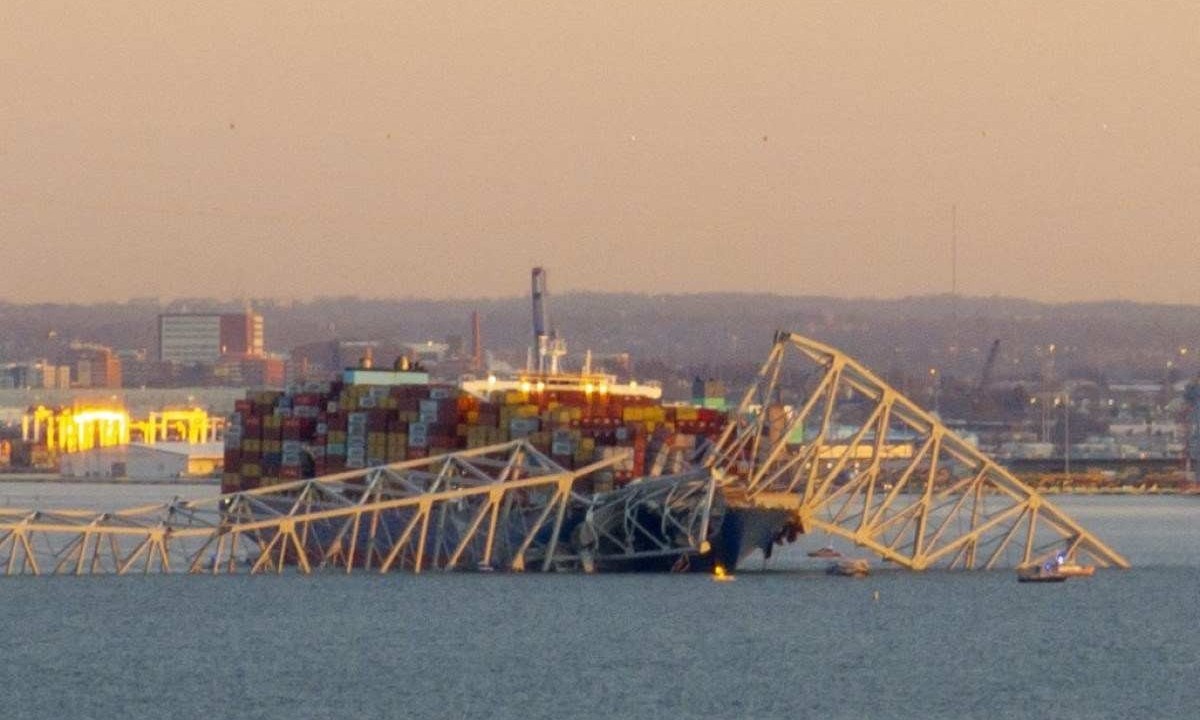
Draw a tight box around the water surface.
[1,490,1196,719]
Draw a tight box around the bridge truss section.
[707,332,1129,571]
[0,440,710,577]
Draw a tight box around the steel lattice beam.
[0,439,724,577]
[0,441,616,576]
[706,331,1130,571]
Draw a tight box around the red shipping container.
[244,415,262,436]
[632,433,647,477]
[282,417,302,440]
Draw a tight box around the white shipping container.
[408,422,429,447]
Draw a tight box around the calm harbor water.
[1,486,1197,720]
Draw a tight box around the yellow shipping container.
[386,433,407,452]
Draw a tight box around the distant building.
[215,354,286,388]
[158,312,264,364]
[404,341,449,366]
[290,340,383,381]
[1,363,37,389]
[60,442,224,480]
[45,364,69,388]
[0,362,69,389]
[69,344,122,388]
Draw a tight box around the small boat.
[1055,561,1095,577]
[1017,563,1068,583]
[807,546,841,559]
[827,559,870,577]
[1053,553,1095,577]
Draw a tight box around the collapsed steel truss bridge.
[0,332,1127,577]
[705,332,1129,571]
[0,441,717,577]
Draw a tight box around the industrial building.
[59,442,224,480]
[0,362,71,389]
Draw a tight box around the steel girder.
[573,469,721,572]
[0,441,611,576]
[706,332,1130,571]
[0,439,723,577]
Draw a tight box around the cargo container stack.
[219,379,728,494]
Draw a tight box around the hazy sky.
[3,2,1199,304]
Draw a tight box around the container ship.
[219,269,786,572]
[220,369,726,494]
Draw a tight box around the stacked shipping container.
[222,380,726,494]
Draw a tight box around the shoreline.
[0,474,218,486]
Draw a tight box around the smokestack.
[531,267,549,372]
[471,311,483,372]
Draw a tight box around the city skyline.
[3,2,1198,304]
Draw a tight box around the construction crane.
[978,339,1000,393]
